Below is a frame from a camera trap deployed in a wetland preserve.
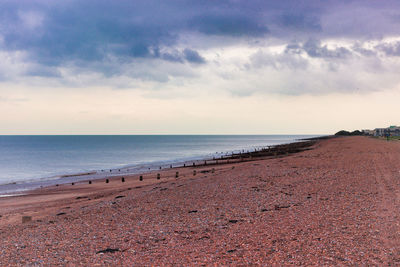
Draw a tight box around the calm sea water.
[0,135,317,194]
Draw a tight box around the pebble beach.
[1,136,399,265]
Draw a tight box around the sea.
[0,135,318,195]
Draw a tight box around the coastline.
[3,136,398,265]
[0,138,318,225]
[0,136,318,196]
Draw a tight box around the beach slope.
[1,136,399,265]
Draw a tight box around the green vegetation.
[334,130,363,136]
[387,136,400,141]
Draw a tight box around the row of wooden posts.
[95,142,314,177]
[70,168,218,186]
[100,147,270,174]
[68,142,314,187]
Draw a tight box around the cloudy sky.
[1,0,400,134]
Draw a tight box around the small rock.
[274,205,290,210]
[96,248,120,254]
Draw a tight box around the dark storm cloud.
[302,39,351,59]
[285,39,351,59]
[183,49,206,64]
[0,1,325,64]
[189,14,268,37]
[376,41,400,56]
[1,0,400,81]
[0,0,269,70]
[277,13,321,32]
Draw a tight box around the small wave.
[0,193,26,198]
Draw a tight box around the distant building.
[364,126,400,137]
[362,129,375,136]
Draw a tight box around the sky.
[1,0,400,134]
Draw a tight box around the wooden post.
[139,175,143,181]
[193,170,196,176]
[121,177,125,182]
[157,173,160,179]
[175,171,179,178]
[89,180,92,184]
[106,179,109,183]
[22,216,32,223]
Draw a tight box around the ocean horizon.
[0,135,319,194]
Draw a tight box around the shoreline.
[0,138,318,226]
[0,137,319,196]
[2,136,400,264]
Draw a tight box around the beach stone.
[139,175,143,181]
[22,216,32,223]
[88,180,92,184]
[96,248,120,254]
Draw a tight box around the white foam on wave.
[0,193,26,198]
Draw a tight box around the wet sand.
[1,136,399,265]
